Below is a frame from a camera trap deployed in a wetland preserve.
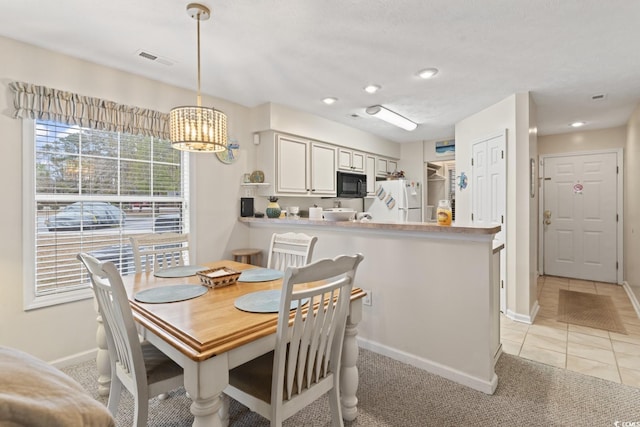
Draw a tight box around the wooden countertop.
[239,216,500,235]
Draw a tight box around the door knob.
[544,210,552,225]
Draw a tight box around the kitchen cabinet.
[338,148,365,173]
[375,156,398,177]
[366,155,376,195]
[274,133,336,196]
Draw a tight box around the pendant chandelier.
[170,3,228,152]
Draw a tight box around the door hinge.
[501,150,504,159]
[471,158,474,166]
[616,261,619,270]
[501,215,504,224]
[617,166,619,174]
[471,213,474,221]
[501,280,504,289]
[617,214,619,222]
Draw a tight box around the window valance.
[9,81,170,139]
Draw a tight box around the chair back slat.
[130,233,189,273]
[77,253,147,396]
[267,232,318,271]
[274,254,364,405]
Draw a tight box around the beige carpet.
[557,289,626,334]
[62,349,640,426]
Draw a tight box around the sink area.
[323,209,356,221]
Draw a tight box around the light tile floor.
[501,275,640,387]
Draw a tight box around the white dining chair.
[266,232,318,271]
[77,253,184,427]
[129,232,189,272]
[225,253,364,427]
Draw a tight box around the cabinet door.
[311,143,336,195]
[352,151,365,172]
[388,160,398,173]
[338,149,353,171]
[366,155,376,194]
[376,158,388,176]
[277,135,308,194]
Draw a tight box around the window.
[24,120,189,309]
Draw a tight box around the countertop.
[238,216,500,235]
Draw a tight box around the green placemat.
[238,268,284,282]
[153,265,207,278]
[234,290,308,313]
[134,284,208,304]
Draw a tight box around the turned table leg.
[94,298,111,396]
[340,298,362,421]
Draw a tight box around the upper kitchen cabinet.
[271,133,336,196]
[366,155,376,195]
[338,148,365,173]
[376,157,398,177]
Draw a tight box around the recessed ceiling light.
[364,85,381,94]
[417,68,439,79]
[570,121,586,128]
[322,97,338,105]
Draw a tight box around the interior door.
[543,152,618,283]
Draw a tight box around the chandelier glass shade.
[170,3,228,152]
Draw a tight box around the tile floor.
[501,275,640,387]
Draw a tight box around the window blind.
[34,120,188,297]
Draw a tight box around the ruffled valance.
[9,82,169,139]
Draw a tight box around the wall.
[625,104,640,301]
[538,126,626,154]
[252,103,400,159]
[455,93,538,322]
[0,36,253,362]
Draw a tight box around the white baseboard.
[622,281,640,318]
[49,348,97,369]
[505,300,538,325]
[357,337,498,395]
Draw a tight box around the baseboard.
[49,348,97,369]
[505,301,538,325]
[357,337,498,395]
[622,281,640,318]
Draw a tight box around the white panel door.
[543,153,618,282]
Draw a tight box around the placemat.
[238,268,284,282]
[234,290,308,313]
[153,265,207,278]
[134,284,208,304]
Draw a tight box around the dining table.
[121,259,366,427]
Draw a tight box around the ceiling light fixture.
[322,97,338,105]
[170,3,227,153]
[417,68,439,79]
[364,84,381,94]
[365,105,418,131]
[570,121,586,128]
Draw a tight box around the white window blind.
[31,120,188,302]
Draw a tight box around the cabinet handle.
[311,189,316,192]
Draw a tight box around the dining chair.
[129,232,189,273]
[266,232,318,271]
[225,253,364,427]
[77,253,184,427]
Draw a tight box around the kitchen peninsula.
[239,217,502,394]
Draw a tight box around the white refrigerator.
[366,179,422,222]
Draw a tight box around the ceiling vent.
[591,93,607,101]
[136,50,174,66]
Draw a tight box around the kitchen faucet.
[333,200,342,208]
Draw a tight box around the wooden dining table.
[122,260,366,427]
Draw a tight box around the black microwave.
[336,171,367,198]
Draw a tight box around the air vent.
[591,93,607,101]
[136,50,174,66]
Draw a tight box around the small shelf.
[241,183,271,187]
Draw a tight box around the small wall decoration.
[216,139,240,164]
[458,172,468,190]
[573,182,583,194]
[435,139,455,157]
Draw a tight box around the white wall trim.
[623,281,640,318]
[357,337,498,395]
[49,348,97,369]
[505,300,538,325]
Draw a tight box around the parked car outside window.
[45,202,125,231]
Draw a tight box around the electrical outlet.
[363,290,372,306]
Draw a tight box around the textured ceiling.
[1,0,639,143]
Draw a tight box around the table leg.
[94,298,111,396]
[340,298,362,421]
[183,355,230,427]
